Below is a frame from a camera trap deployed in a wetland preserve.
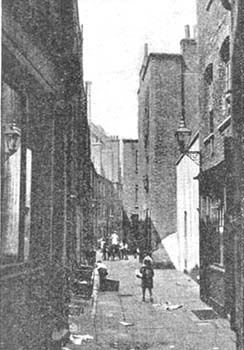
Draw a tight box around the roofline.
[141,53,183,81]
[122,139,138,143]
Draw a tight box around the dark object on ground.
[71,266,93,298]
[98,267,108,291]
[103,279,120,292]
[153,261,175,269]
[192,309,220,320]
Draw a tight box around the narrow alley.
[3,2,244,349]
[67,254,235,350]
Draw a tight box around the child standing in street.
[139,256,154,302]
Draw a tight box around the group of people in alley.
[98,231,154,302]
[100,231,129,261]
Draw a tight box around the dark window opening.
[209,110,214,134]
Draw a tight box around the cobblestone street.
[67,254,236,350]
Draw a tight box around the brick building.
[87,80,122,189]
[175,27,200,273]
[89,121,123,239]
[196,0,232,319]
[90,162,123,243]
[137,44,184,251]
[90,121,122,186]
[121,139,139,246]
[230,1,244,347]
[1,1,91,349]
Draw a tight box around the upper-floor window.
[1,82,31,264]
[135,150,138,174]
[143,107,149,149]
[204,63,214,135]
[204,63,213,108]
[220,36,231,115]
[209,110,214,134]
[226,60,231,92]
[143,89,150,150]
[135,184,139,203]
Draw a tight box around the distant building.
[122,139,139,217]
[89,122,121,184]
[121,139,139,245]
[137,44,182,250]
[90,163,122,243]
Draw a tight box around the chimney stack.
[85,81,92,124]
[144,43,148,58]
[193,25,198,40]
[184,25,190,39]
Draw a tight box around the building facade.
[176,137,200,272]
[90,163,123,243]
[89,122,123,239]
[196,0,232,319]
[90,123,121,184]
[138,44,186,252]
[230,1,244,347]
[175,27,200,273]
[1,1,91,349]
[121,139,139,246]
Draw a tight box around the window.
[143,175,149,193]
[143,90,150,150]
[204,194,225,266]
[143,109,149,149]
[226,60,231,92]
[135,184,138,203]
[204,63,213,104]
[135,150,138,174]
[217,202,224,266]
[209,110,214,134]
[24,149,32,261]
[1,82,28,263]
[220,36,231,116]
[204,64,214,134]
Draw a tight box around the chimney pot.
[193,25,198,40]
[85,81,92,123]
[144,43,148,57]
[184,25,190,39]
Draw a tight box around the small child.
[140,256,154,302]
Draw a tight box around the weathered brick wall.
[196,0,232,319]
[92,168,123,240]
[101,137,121,184]
[1,1,90,349]
[176,33,200,274]
[197,0,231,171]
[138,54,182,240]
[122,140,139,220]
[181,38,199,136]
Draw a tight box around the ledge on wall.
[217,115,231,133]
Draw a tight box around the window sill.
[209,263,225,273]
[206,0,214,11]
[217,115,231,133]
[203,133,214,145]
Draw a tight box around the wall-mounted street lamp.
[175,116,200,166]
[4,122,21,160]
